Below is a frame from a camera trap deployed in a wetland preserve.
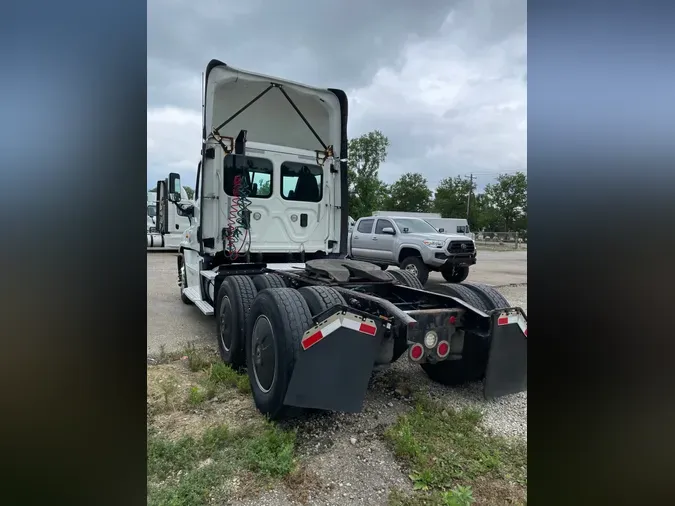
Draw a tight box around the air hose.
[225,174,252,260]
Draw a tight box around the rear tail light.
[448,315,457,325]
[436,340,450,358]
[409,343,424,361]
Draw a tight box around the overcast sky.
[147,0,526,192]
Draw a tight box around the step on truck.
[156,60,527,420]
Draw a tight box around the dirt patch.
[148,361,261,440]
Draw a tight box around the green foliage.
[384,396,527,504]
[147,422,296,506]
[385,173,433,213]
[183,186,195,200]
[432,176,478,227]
[188,386,207,405]
[208,362,251,394]
[442,485,475,506]
[481,172,527,232]
[347,130,390,218]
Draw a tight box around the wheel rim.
[219,296,233,352]
[180,264,187,289]
[251,315,276,393]
[405,264,418,276]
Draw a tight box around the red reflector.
[497,316,509,326]
[437,341,449,357]
[302,330,324,350]
[524,328,528,337]
[410,344,423,360]
[448,315,457,325]
[359,323,377,336]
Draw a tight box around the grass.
[147,422,297,506]
[208,362,252,394]
[148,345,291,505]
[384,395,527,505]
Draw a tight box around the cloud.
[148,0,526,191]
[147,106,201,188]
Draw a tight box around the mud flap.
[284,308,382,413]
[484,309,527,400]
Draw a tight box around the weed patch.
[184,342,216,372]
[147,422,297,506]
[208,362,252,394]
[385,396,526,505]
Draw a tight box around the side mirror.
[382,227,395,235]
[438,228,445,233]
[168,173,181,202]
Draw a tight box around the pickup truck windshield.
[393,218,437,234]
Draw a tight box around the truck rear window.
[223,155,273,198]
[281,162,323,202]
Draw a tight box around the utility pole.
[465,173,475,220]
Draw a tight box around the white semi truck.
[147,187,192,250]
[156,60,527,420]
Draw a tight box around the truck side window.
[375,219,393,234]
[281,162,323,202]
[224,155,273,198]
[357,219,374,233]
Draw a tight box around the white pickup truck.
[347,215,477,285]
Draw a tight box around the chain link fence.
[474,231,527,250]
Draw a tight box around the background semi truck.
[147,187,192,250]
[156,60,527,420]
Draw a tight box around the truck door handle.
[372,237,378,241]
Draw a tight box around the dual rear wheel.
[215,276,345,419]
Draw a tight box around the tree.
[481,172,527,231]
[385,173,433,212]
[433,176,478,227]
[347,130,390,219]
[184,186,194,200]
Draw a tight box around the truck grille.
[448,241,475,254]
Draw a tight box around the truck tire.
[421,283,493,385]
[177,255,192,305]
[421,357,484,386]
[253,273,287,291]
[461,282,510,310]
[438,283,490,311]
[297,286,346,317]
[216,275,258,369]
[245,288,314,419]
[399,256,429,285]
[387,270,424,290]
[441,264,470,283]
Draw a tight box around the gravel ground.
[147,250,527,505]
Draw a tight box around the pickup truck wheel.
[245,288,313,419]
[387,270,424,290]
[441,264,470,283]
[253,273,287,291]
[297,286,346,316]
[178,255,192,305]
[400,256,429,285]
[216,276,258,369]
